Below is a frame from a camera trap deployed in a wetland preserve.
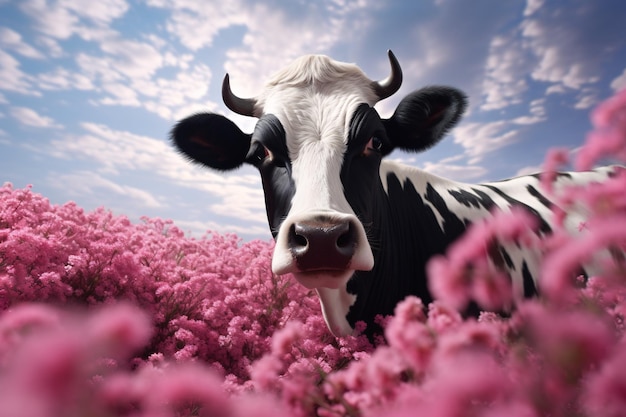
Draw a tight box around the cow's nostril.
[288,223,309,257]
[336,222,356,250]
[294,234,308,248]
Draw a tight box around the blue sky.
[1,0,625,240]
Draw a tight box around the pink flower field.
[1,89,625,417]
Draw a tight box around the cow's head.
[172,51,466,335]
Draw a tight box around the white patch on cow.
[316,286,357,337]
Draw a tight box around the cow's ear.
[171,113,251,171]
[383,86,467,153]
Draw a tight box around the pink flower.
[584,342,626,417]
[385,297,435,372]
[271,320,304,356]
[1,326,87,415]
[576,88,626,170]
[540,216,626,301]
[87,303,153,359]
[426,300,463,333]
[515,302,614,383]
[428,207,537,311]
[142,364,232,417]
[249,354,284,390]
[436,319,503,359]
[427,255,470,310]
[541,147,570,193]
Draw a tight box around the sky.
[1,0,625,241]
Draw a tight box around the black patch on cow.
[500,246,515,271]
[448,187,496,211]
[482,185,552,235]
[526,184,553,209]
[344,173,466,335]
[521,261,538,297]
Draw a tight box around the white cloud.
[18,0,128,40]
[421,160,488,181]
[452,120,519,164]
[520,4,614,93]
[8,0,378,124]
[18,0,78,39]
[10,106,62,128]
[545,84,568,95]
[48,123,268,225]
[101,82,141,107]
[390,154,488,182]
[98,38,163,79]
[611,68,626,92]
[512,98,546,125]
[37,67,95,91]
[0,27,44,59]
[50,122,175,174]
[62,0,129,25]
[72,40,213,119]
[75,53,124,84]
[523,0,544,16]
[573,91,597,109]
[74,37,164,83]
[511,115,542,125]
[51,170,163,209]
[172,218,268,239]
[156,1,248,51]
[14,0,204,120]
[134,63,214,120]
[36,36,64,57]
[0,50,38,96]
[478,2,621,113]
[481,34,531,111]
[515,164,542,176]
[149,0,377,97]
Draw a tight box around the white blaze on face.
[264,90,374,277]
[254,55,380,335]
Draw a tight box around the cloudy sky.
[1,0,625,240]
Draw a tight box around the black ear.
[170,113,251,171]
[383,86,467,153]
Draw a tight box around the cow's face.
[172,51,466,335]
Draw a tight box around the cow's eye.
[371,137,383,151]
[362,136,384,156]
[248,142,272,165]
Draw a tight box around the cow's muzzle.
[271,212,374,285]
[288,217,356,271]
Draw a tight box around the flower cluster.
[0,183,361,385]
[0,89,625,417]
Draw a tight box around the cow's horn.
[372,50,403,101]
[222,74,257,117]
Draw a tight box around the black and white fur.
[171,51,615,336]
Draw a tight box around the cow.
[171,51,616,336]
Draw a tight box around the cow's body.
[171,51,617,336]
[337,160,614,335]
